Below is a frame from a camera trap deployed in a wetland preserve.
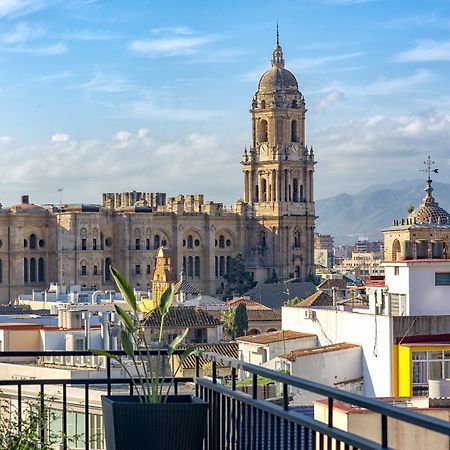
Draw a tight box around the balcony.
[1,350,450,449]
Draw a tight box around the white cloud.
[151,26,194,36]
[0,0,48,17]
[0,135,13,144]
[315,89,347,111]
[75,72,130,93]
[289,52,364,71]
[0,42,67,55]
[0,22,45,44]
[62,29,118,41]
[130,34,219,57]
[137,128,148,138]
[395,40,450,62]
[51,133,71,142]
[311,110,450,198]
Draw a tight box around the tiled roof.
[297,291,333,307]
[207,309,281,322]
[317,279,347,290]
[174,279,201,295]
[176,343,238,369]
[226,298,271,310]
[143,306,221,328]
[237,330,315,345]
[245,282,316,309]
[280,342,360,361]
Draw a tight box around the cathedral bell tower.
[242,31,316,281]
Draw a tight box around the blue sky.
[0,0,450,206]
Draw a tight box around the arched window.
[219,235,225,249]
[291,120,298,142]
[226,256,231,274]
[194,256,200,278]
[294,231,301,248]
[260,100,266,109]
[293,179,299,202]
[24,258,28,283]
[183,256,187,275]
[154,235,160,250]
[258,120,268,142]
[261,178,267,202]
[105,257,112,282]
[30,258,36,282]
[29,234,36,249]
[295,265,301,279]
[215,256,219,278]
[219,256,225,276]
[187,235,193,249]
[392,240,401,261]
[187,256,194,278]
[38,258,45,282]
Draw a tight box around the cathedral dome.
[258,66,298,94]
[407,179,450,225]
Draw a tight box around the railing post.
[252,374,258,400]
[381,414,388,448]
[283,383,289,411]
[212,361,217,384]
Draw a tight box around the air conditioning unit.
[304,310,316,320]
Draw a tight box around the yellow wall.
[396,344,450,397]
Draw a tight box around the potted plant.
[90,267,207,450]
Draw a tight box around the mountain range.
[315,179,450,245]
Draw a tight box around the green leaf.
[159,285,174,316]
[120,330,135,358]
[111,266,137,313]
[168,328,189,355]
[115,304,135,334]
[180,348,202,366]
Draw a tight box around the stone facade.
[0,38,315,303]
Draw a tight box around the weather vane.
[420,155,438,181]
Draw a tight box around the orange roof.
[280,342,360,361]
[226,297,271,310]
[0,323,43,331]
[237,330,315,345]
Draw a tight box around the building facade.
[0,37,315,303]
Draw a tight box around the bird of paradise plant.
[90,266,198,403]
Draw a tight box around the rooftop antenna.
[57,187,63,207]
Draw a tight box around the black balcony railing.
[1,350,450,449]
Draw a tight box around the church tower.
[242,31,316,281]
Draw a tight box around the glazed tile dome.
[407,180,450,225]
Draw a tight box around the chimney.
[21,195,29,204]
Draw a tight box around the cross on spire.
[420,155,438,181]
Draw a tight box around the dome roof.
[407,179,450,225]
[258,66,298,94]
[257,40,299,95]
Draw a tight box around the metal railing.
[1,350,450,449]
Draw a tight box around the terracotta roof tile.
[296,291,333,307]
[237,330,315,345]
[280,342,360,361]
[226,298,271,310]
[143,306,221,328]
[176,343,238,369]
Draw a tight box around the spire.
[272,23,285,68]
[420,155,439,206]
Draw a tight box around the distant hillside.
[315,179,450,245]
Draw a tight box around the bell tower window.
[293,179,299,202]
[291,120,298,143]
[258,120,268,142]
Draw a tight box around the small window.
[105,237,112,247]
[81,238,87,251]
[81,265,87,276]
[93,265,98,275]
[135,264,141,275]
[147,264,151,275]
[93,239,97,250]
[394,267,399,276]
[39,239,45,248]
[226,239,231,247]
[194,239,200,247]
[146,238,150,250]
[135,238,141,250]
[435,273,450,286]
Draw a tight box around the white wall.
[385,261,450,316]
[284,346,362,404]
[282,307,392,397]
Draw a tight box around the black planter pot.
[102,394,208,450]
